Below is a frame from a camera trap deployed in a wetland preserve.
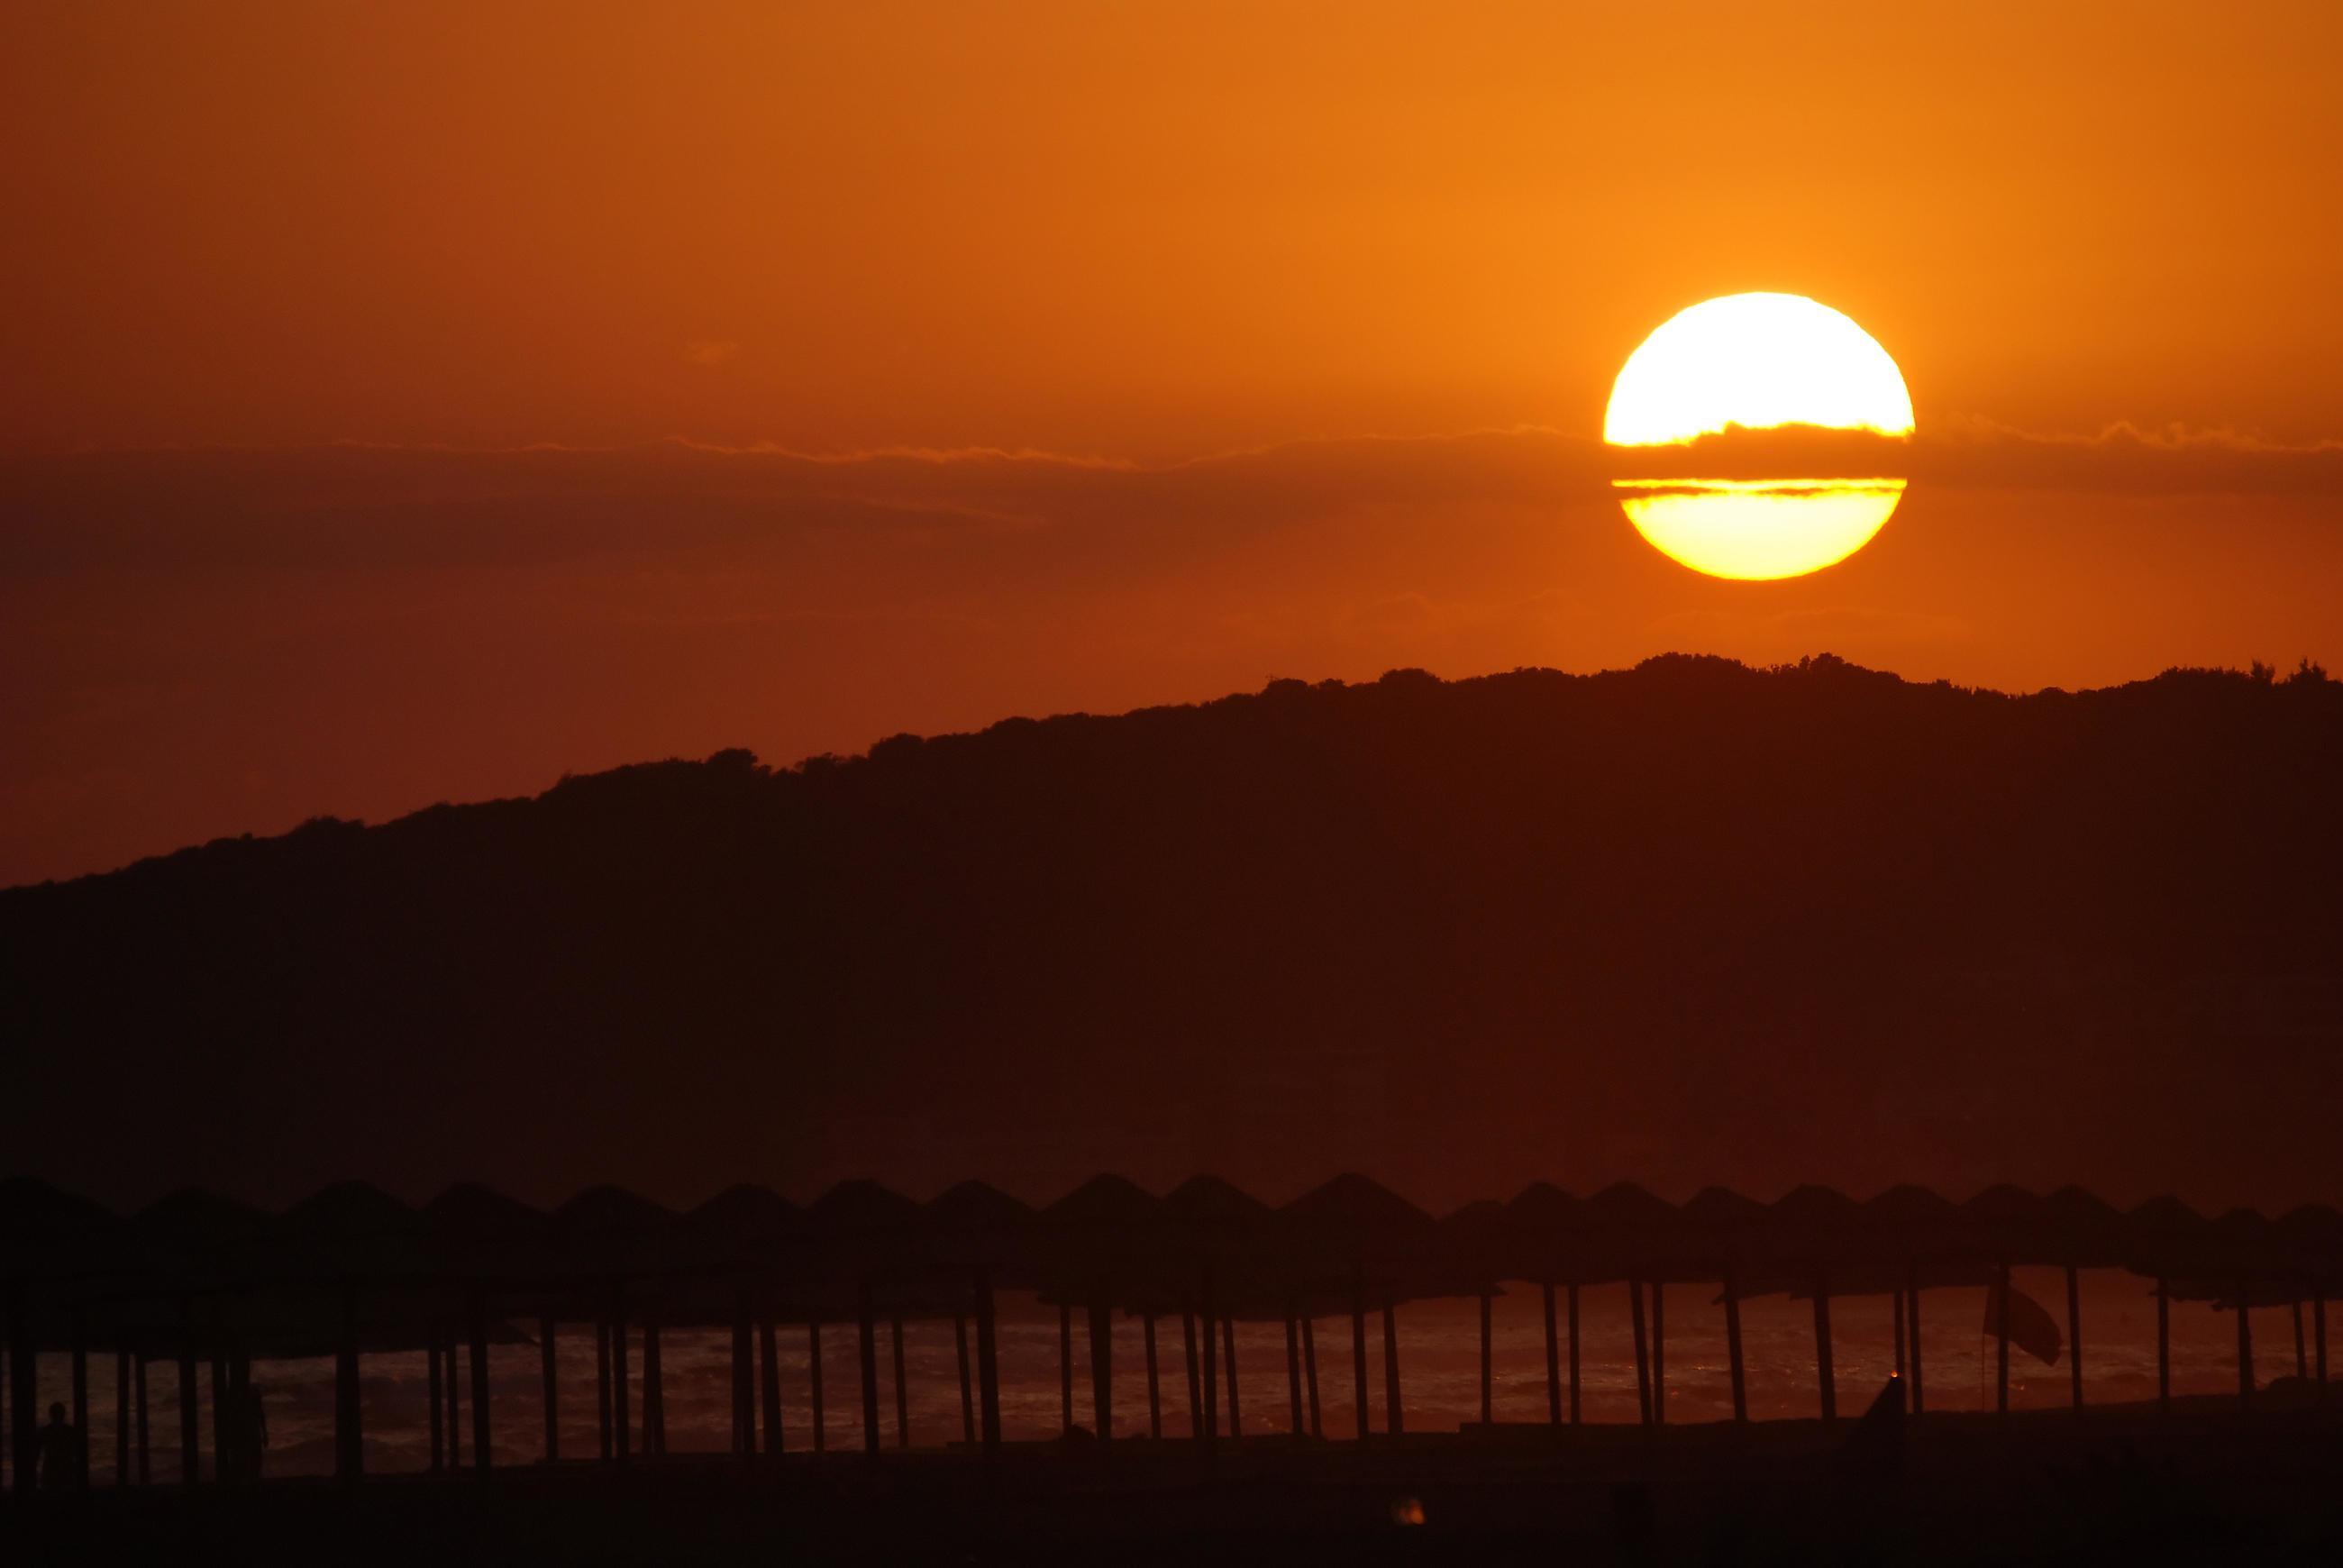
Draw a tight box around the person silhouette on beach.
[37,1402,82,1491]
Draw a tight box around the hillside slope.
[6,654,2341,1212]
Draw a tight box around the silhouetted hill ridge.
[5,653,2340,1213]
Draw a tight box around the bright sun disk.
[1604,293,1915,580]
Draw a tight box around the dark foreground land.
[8,1405,2343,1566]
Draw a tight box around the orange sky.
[5,2,2342,882]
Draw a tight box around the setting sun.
[1606,293,1915,580]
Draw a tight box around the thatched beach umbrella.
[1277,1174,1434,1442]
[1162,1176,1282,1441]
[96,1190,267,1486]
[1502,1181,1591,1426]
[423,1184,551,1469]
[1036,1174,1165,1444]
[1955,1185,2062,1418]
[1438,1199,1512,1431]
[803,1180,928,1454]
[2034,1186,2129,1408]
[1680,1186,1767,1423]
[688,1183,804,1461]
[2275,1204,2343,1391]
[922,1180,1035,1452]
[2126,1195,2209,1413]
[269,1182,433,1478]
[0,1177,120,1494]
[1856,1183,1975,1413]
[552,1186,679,1463]
[1764,1185,1873,1423]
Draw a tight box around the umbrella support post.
[893,1318,910,1449]
[1651,1283,1665,1427]
[470,1290,492,1470]
[1724,1272,1747,1426]
[2156,1280,2170,1415]
[1057,1303,1073,1436]
[1814,1275,1837,1425]
[428,1332,444,1472]
[445,1337,461,1467]
[10,1287,35,1494]
[1380,1304,1402,1439]
[642,1318,663,1461]
[2067,1265,2084,1411]
[807,1321,824,1454]
[541,1317,560,1465]
[2237,1281,2253,1409]
[135,1354,150,1483]
[70,1314,88,1484]
[594,1320,612,1461]
[1302,1316,1323,1437]
[730,1301,750,1460]
[1347,1272,1368,1441]
[610,1291,629,1463]
[335,1289,362,1481]
[1282,1308,1303,1440]
[855,1290,880,1457]
[974,1274,1002,1462]
[177,1296,196,1488]
[1629,1280,1651,1427]
[760,1319,784,1454]
[1181,1310,1204,1445]
[1221,1316,1242,1441]
[1568,1282,1582,1426]
[1994,1263,2010,1419]
[1199,1275,1218,1455]
[209,1354,226,1472]
[1478,1290,1493,1428]
[1908,1273,1926,1415]
[1086,1300,1110,1446]
[958,1312,980,1445]
[2315,1289,2329,1397]
[1542,1283,1562,1428]
[114,1347,131,1486]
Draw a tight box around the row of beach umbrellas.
[2,1173,2338,1351]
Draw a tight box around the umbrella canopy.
[791,1179,928,1310]
[271,1180,432,1286]
[0,1175,122,1295]
[1274,1173,1472,1308]
[1498,1181,1591,1283]
[1957,1184,2052,1264]
[552,1185,684,1281]
[1755,1184,1870,1290]
[422,1182,553,1287]
[1037,1173,1168,1302]
[688,1183,803,1242]
[1437,1197,1512,1290]
[2124,1195,2211,1280]
[1158,1174,1283,1309]
[1674,1185,1768,1278]
[2041,1184,2130,1268]
[1861,1183,1962,1258]
[2275,1204,2343,1288]
[685,1182,806,1276]
[919,1180,1041,1288]
[1579,1181,1688,1281]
